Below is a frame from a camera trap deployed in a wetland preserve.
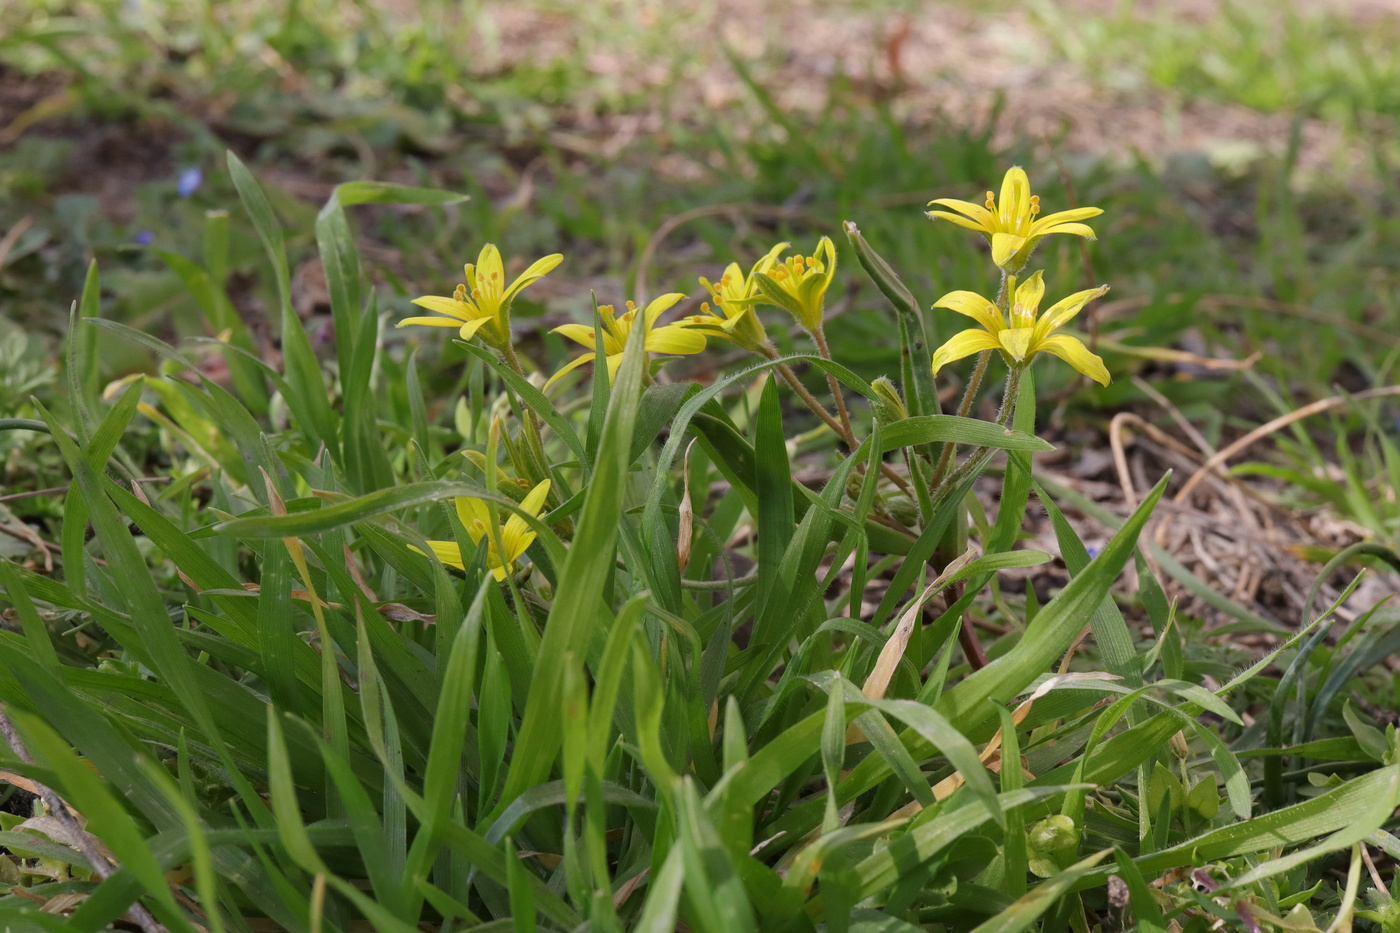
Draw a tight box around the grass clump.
[0,144,1395,933]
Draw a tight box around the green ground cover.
[1,0,1400,930]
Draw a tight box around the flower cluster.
[926,167,1111,386]
[397,167,1114,583]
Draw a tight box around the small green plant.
[0,152,1394,933]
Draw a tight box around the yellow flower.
[927,167,1102,272]
[751,237,837,333]
[421,479,551,581]
[683,243,788,353]
[398,244,563,348]
[930,272,1111,385]
[546,294,706,388]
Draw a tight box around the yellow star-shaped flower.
[421,479,552,581]
[930,272,1111,385]
[398,244,562,348]
[927,167,1102,271]
[683,243,788,353]
[546,294,706,389]
[751,237,837,333]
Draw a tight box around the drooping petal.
[991,232,1028,269]
[926,210,994,234]
[1033,285,1108,342]
[410,295,475,321]
[998,326,1035,362]
[932,291,1004,333]
[927,198,996,229]
[930,328,1002,375]
[501,253,564,305]
[543,352,596,390]
[397,315,469,329]
[646,325,707,356]
[1036,334,1111,386]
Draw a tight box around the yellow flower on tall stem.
[751,237,837,333]
[546,294,705,388]
[930,272,1111,385]
[927,167,1102,272]
[398,244,563,349]
[420,480,552,581]
[683,243,788,353]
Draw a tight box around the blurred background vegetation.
[2,0,1400,587]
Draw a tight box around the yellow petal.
[998,326,1035,362]
[1014,272,1045,319]
[604,352,626,383]
[642,293,686,328]
[397,316,470,329]
[646,325,707,355]
[927,198,996,229]
[930,328,1002,375]
[543,352,596,390]
[932,290,1003,333]
[1036,334,1111,386]
[552,323,599,348]
[475,244,505,291]
[501,253,564,305]
[1033,285,1108,342]
[1029,207,1103,235]
[926,210,994,234]
[458,317,490,341]
[410,295,474,321]
[1029,221,1099,240]
[750,243,790,280]
[420,540,468,570]
[454,497,491,542]
[991,232,1028,269]
[998,167,1030,224]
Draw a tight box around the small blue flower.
[1086,546,1100,559]
[134,230,154,246]
[177,167,203,199]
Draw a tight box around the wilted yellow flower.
[930,272,1111,386]
[927,167,1102,271]
[684,243,788,352]
[752,237,837,333]
[420,479,551,581]
[398,244,563,348]
[547,294,705,388]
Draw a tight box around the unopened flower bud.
[869,376,908,425]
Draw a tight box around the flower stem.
[810,324,857,452]
[931,365,1024,502]
[928,270,1011,492]
[766,347,913,495]
[498,340,553,493]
